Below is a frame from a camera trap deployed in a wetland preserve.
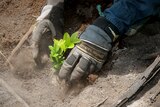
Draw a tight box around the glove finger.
[31,43,39,59]
[89,64,96,73]
[31,23,42,59]
[59,53,80,80]
[70,57,90,82]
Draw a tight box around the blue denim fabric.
[103,0,160,34]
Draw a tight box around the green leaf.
[70,32,81,44]
[53,64,59,69]
[58,39,65,47]
[49,32,81,70]
[63,32,70,41]
[63,32,71,47]
[68,43,74,49]
[48,46,53,51]
[49,54,53,62]
[52,53,58,57]
[59,39,66,52]
[53,39,60,52]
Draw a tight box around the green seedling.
[49,32,80,70]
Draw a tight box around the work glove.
[58,17,119,83]
[31,1,64,66]
[31,19,56,65]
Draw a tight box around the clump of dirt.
[10,30,53,80]
[11,47,37,79]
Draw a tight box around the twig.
[95,97,108,107]
[6,24,35,65]
[0,51,14,69]
[32,15,38,18]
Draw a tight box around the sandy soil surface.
[0,0,160,107]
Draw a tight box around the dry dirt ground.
[0,0,160,107]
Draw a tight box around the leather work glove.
[58,17,119,83]
[31,0,64,66]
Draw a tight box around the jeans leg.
[103,0,160,34]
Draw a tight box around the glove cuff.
[93,16,120,42]
[80,25,112,51]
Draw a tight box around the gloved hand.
[31,19,56,65]
[31,1,64,66]
[58,17,119,83]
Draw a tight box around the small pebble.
[13,21,18,25]
[0,33,5,37]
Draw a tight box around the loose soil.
[0,0,160,107]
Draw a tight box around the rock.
[0,33,5,37]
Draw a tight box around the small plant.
[49,32,80,70]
